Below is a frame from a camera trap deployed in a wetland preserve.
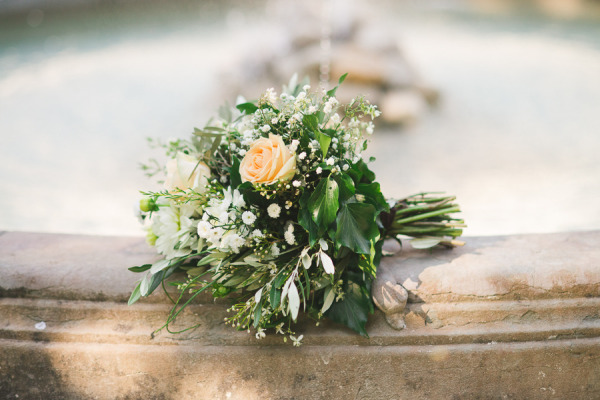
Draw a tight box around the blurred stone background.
[1,0,599,236]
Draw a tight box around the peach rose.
[240,134,296,184]
[164,152,211,193]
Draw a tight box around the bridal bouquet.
[130,75,464,343]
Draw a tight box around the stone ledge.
[1,231,599,398]
[1,338,599,399]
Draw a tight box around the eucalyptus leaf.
[321,286,336,313]
[288,282,300,321]
[127,282,142,305]
[128,264,152,273]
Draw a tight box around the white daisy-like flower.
[242,211,256,225]
[271,243,280,257]
[252,229,263,238]
[267,203,281,218]
[284,231,295,246]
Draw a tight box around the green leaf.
[128,282,142,305]
[253,300,263,328]
[333,173,355,204]
[326,73,348,97]
[236,102,258,115]
[315,130,332,159]
[270,286,282,308]
[128,264,152,273]
[228,156,242,189]
[309,177,339,229]
[298,191,320,246]
[356,182,389,213]
[325,275,372,337]
[302,114,319,132]
[335,203,379,254]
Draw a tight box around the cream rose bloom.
[164,152,211,193]
[240,134,296,184]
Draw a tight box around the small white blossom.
[255,327,266,339]
[292,180,301,187]
[326,157,335,166]
[260,124,271,133]
[308,105,317,114]
[284,230,295,245]
[252,229,263,238]
[342,164,349,171]
[197,220,212,238]
[316,167,322,174]
[242,211,256,225]
[239,149,246,156]
[271,117,278,124]
[298,152,306,160]
[303,84,311,91]
[290,334,303,347]
[271,243,280,257]
[267,203,281,218]
[220,175,228,183]
[330,113,340,125]
[289,139,300,152]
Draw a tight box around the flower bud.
[139,197,157,212]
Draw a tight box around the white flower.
[289,139,300,152]
[316,167,322,174]
[303,84,311,91]
[308,105,317,114]
[260,124,271,133]
[271,243,280,257]
[366,122,374,135]
[330,113,340,125]
[271,117,278,124]
[242,211,256,225]
[342,164,349,171]
[298,152,306,160]
[197,220,212,238]
[326,157,335,166]
[255,327,266,340]
[221,232,245,253]
[267,203,281,218]
[284,231,295,245]
[292,180,301,187]
[231,189,246,208]
[290,334,303,347]
[252,229,264,238]
[152,201,198,259]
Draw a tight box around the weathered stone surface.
[1,338,599,399]
[1,230,599,398]
[380,231,600,303]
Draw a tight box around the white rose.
[164,152,211,193]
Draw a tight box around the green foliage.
[335,203,379,254]
[325,270,373,337]
[308,177,339,230]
